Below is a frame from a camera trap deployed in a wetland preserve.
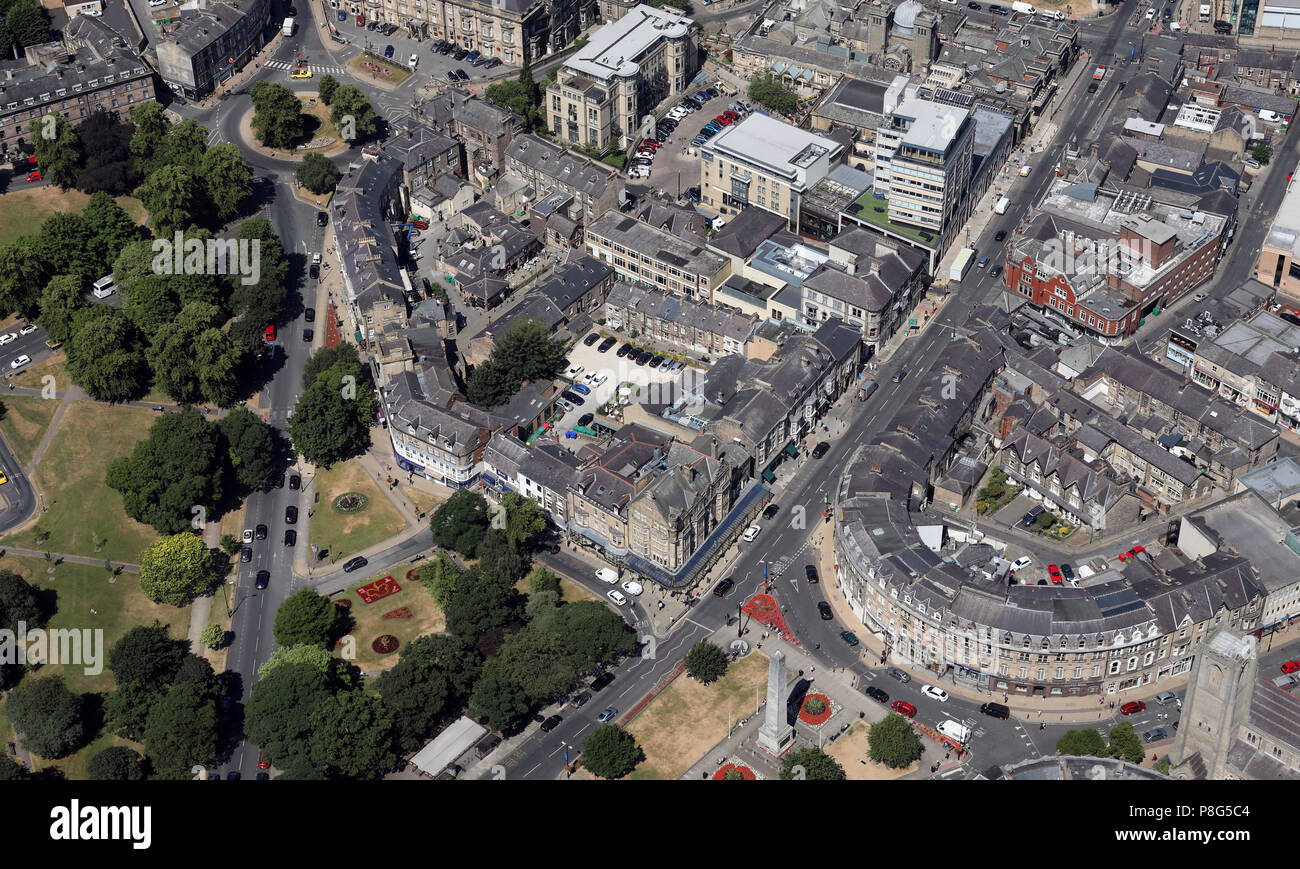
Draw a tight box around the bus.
[949,247,976,283]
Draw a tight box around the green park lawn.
[0,188,147,249]
[0,394,60,468]
[309,460,407,561]
[332,568,444,673]
[4,401,159,563]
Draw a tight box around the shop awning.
[784,443,799,458]
[761,469,777,483]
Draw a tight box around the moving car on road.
[1119,700,1145,715]
[840,630,860,646]
[921,685,949,702]
[891,700,916,717]
[817,601,833,620]
[742,524,761,542]
[864,686,889,703]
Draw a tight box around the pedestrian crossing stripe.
[265,60,346,73]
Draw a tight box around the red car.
[356,13,364,24]
[1119,701,1145,715]
[716,114,733,126]
[257,752,271,770]
[25,155,37,166]
[410,219,429,230]
[1048,564,1062,584]
[1282,661,1300,674]
[25,170,41,182]
[891,700,916,718]
[264,324,276,341]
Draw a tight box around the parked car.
[465,50,480,63]
[1282,661,1300,674]
[980,702,1011,720]
[1143,727,1169,742]
[921,685,949,702]
[597,337,617,352]
[1048,564,1063,584]
[804,564,819,583]
[864,686,889,703]
[591,672,615,692]
[284,529,296,547]
[240,547,252,563]
[634,351,652,365]
[1010,556,1033,571]
[289,474,300,490]
[285,505,298,524]
[742,524,761,542]
[886,667,910,683]
[540,715,562,732]
[560,390,585,406]
[343,556,368,572]
[577,413,595,427]
[713,577,734,597]
[606,589,628,606]
[571,383,590,395]
[255,524,267,540]
[597,706,618,723]
[811,441,830,459]
[762,503,780,520]
[571,690,592,708]
[1060,563,1075,581]
[617,342,635,357]
[583,332,601,347]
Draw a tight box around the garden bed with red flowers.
[798,693,833,726]
[357,575,402,604]
[382,606,413,619]
[712,763,756,781]
[372,634,399,654]
[741,593,798,644]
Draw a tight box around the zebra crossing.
[263,60,347,75]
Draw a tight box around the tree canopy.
[466,319,567,409]
[779,746,845,780]
[8,675,89,759]
[105,408,228,534]
[138,533,217,607]
[580,725,643,779]
[868,713,924,769]
[272,589,345,649]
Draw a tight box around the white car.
[742,524,761,542]
[149,0,167,6]
[566,364,584,378]
[582,370,599,384]
[241,528,254,544]
[629,167,651,178]
[18,325,37,336]
[1010,556,1033,571]
[1144,7,1155,17]
[9,355,29,369]
[921,685,949,702]
[409,53,419,68]
[607,589,628,606]
[621,580,643,596]
[0,333,17,346]
[589,372,608,386]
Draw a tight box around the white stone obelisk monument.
[757,650,794,756]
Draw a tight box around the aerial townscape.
[1,0,1300,802]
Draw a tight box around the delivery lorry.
[949,247,976,283]
[282,16,295,36]
[994,196,1010,215]
[1011,1,1034,13]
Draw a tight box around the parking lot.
[330,13,518,86]
[635,86,748,204]
[551,334,691,440]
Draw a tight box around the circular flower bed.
[799,693,833,726]
[372,634,399,654]
[332,492,369,513]
[712,763,756,780]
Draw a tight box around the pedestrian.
[945,751,950,760]
[1039,722,1045,731]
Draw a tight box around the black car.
[713,577,734,597]
[456,69,470,82]
[285,505,298,524]
[227,770,241,780]
[438,41,454,54]
[560,390,585,406]
[617,342,635,358]
[343,556,368,573]
[840,630,860,647]
[591,672,615,692]
[968,1,980,7]
[1087,81,1098,94]
[583,332,601,346]
[284,529,296,547]
[540,715,562,732]
[255,524,267,539]
[309,263,320,281]
[305,307,315,323]
[980,702,1011,720]
[571,690,592,708]
[989,265,1003,279]
[818,601,833,620]
[289,474,301,491]
[634,350,653,365]
[303,328,313,343]
[804,564,819,583]
[446,70,461,83]
[597,336,617,352]
[1060,563,1075,581]
[989,3,1006,13]
[648,354,664,368]
[762,503,780,520]
[273,473,285,489]
[452,46,469,59]
[255,570,270,589]
[316,211,328,227]
[240,546,252,563]
[994,230,1006,242]
[864,686,890,703]
[811,441,830,459]
[891,370,905,383]
[365,20,378,30]
[577,413,595,428]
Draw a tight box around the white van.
[937,719,971,745]
[595,567,619,584]
[1011,0,1035,14]
[92,274,116,298]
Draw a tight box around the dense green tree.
[0,755,28,781]
[258,643,335,681]
[296,152,341,194]
[245,661,336,779]
[868,713,924,769]
[397,634,482,700]
[199,143,251,222]
[307,690,397,780]
[1253,143,1273,165]
[430,490,490,556]
[103,681,159,741]
[418,552,464,609]
[250,81,306,149]
[0,569,49,690]
[111,239,161,297]
[528,565,561,596]
[193,327,247,407]
[0,236,54,318]
[482,628,578,705]
[287,369,373,468]
[443,566,516,638]
[684,641,729,683]
[301,343,366,386]
[138,534,216,607]
[1056,728,1108,757]
[501,491,547,547]
[525,590,560,630]
[375,651,450,752]
[146,299,224,403]
[105,408,229,534]
[199,623,227,651]
[28,112,79,188]
[7,676,88,759]
[779,746,846,780]
[484,79,536,121]
[65,306,149,401]
[328,84,377,143]
[230,218,289,325]
[128,101,172,177]
[468,674,532,733]
[549,600,636,672]
[6,0,50,49]
[74,110,140,195]
[272,588,343,648]
[465,319,566,408]
[88,746,147,781]
[317,74,340,105]
[748,73,799,115]
[143,681,220,779]
[121,273,181,339]
[218,407,276,490]
[137,164,199,237]
[108,623,187,687]
[30,212,101,284]
[159,118,208,170]
[36,274,86,346]
[1107,722,1146,765]
[580,725,643,779]
[477,528,527,584]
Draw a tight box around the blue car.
[572,382,591,395]
[465,50,480,62]
[337,10,345,20]
[384,44,394,58]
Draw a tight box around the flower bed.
[741,593,797,643]
[799,693,833,726]
[382,606,413,619]
[372,634,399,654]
[712,763,756,781]
[357,575,402,604]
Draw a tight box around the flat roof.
[892,98,970,153]
[564,4,692,82]
[705,113,842,182]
